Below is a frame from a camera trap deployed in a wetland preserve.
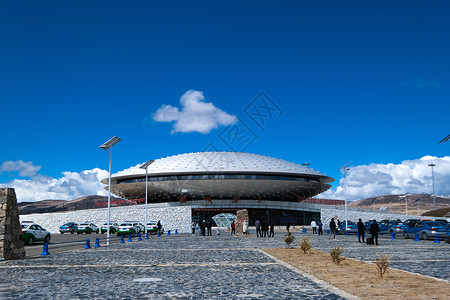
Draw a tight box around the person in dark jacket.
[329,218,336,240]
[206,219,212,236]
[200,220,206,236]
[269,220,275,237]
[369,219,380,245]
[318,220,323,235]
[357,218,365,243]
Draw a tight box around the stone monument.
[0,188,26,260]
[235,209,249,234]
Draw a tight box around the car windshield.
[63,223,74,226]
[120,223,132,226]
[425,221,444,227]
[79,223,88,226]
[20,224,28,229]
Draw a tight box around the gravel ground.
[0,229,448,299]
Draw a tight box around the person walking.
[329,218,336,240]
[191,221,196,236]
[243,220,248,235]
[261,220,268,237]
[357,218,365,243]
[318,220,323,235]
[206,219,212,236]
[231,221,236,235]
[369,219,380,245]
[157,220,162,236]
[269,220,275,237]
[255,219,261,237]
[311,220,317,235]
[200,220,206,236]
[286,222,290,232]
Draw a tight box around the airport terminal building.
[103,152,337,225]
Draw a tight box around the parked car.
[403,219,421,229]
[59,222,78,234]
[434,219,449,226]
[101,222,119,234]
[117,221,142,236]
[338,221,357,234]
[404,221,447,240]
[378,221,408,234]
[146,221,164,234]
[20,221,51,245]
[76,223,99,234]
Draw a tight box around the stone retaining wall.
[1,188,26,260]
[20,204,192,234]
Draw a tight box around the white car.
[101,222,119,234]
[76,223,99,234]
[146,221,164,234]
[20,221,51,245]
[117,221,142,236]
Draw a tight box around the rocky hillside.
[348,194,450,216]
[18,195,123,215]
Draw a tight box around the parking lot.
[1,229,448,299]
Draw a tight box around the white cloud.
[0,168,110,202]
[0,160,41,177]
[319,156,450,200]
[152,90,237,134]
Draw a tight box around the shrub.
[330,247,345,265]
[298,238,311,254]
[284,231,296,248]
[375,255,391,278]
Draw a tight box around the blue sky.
[1,1,449,202]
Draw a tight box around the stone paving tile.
[0,231,448,299]
[0,234,346,300]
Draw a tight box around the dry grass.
[264,248,450,299]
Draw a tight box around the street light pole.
[100,136,121,246]
[339,163,350,234]
[428,163,436,211]
[139,160,154,237]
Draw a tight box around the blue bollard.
[41,243,50,255]
[94,238,101,247]
[157,232,160,237]
[327,229,330,235]
[138,233,142,241]
[391,232,396,240]
[356,232,359,237]
[145,232,149,240]
[303,228,307,233]
[167,230,171,236]
[120,235,125,243]
[175,229,178,234]
[434,235,440,243]
[128,235,132,242]
[345,231,349,236]
[84,239,91,249]
[414,233,420,241]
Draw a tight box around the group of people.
[310,218,380,245]
[255,219,275,237]
[192,219,214,236]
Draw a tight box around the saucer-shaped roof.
[108,152,334,184]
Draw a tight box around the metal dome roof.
[109,152,334,184]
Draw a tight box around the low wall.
[19,204,192,234]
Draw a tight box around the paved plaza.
[0,230,448,299]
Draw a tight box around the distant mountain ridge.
[18,195,123,215]
[18,193,450,216]
[348,194,450,216]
